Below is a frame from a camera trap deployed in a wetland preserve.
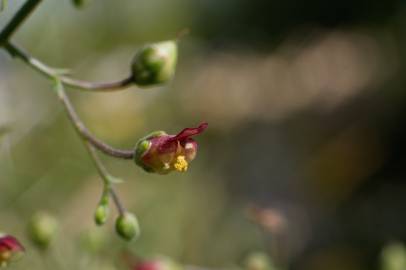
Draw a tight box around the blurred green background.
[2,0,406,269]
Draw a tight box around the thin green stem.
[84,142,112,185]
[0,0,42,44]
[3,42,135,91]
[84,142,126,215]
[1,1,131,216]
[55,80,127,215]
[52,79,134,159]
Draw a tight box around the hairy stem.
[53,80,134,159]
[3,42,134,91]
[0,0,42,44]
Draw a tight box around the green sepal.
[134,131,166,173]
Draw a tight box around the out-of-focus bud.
[134,123,208,174]
[131,41,178,87]
[27,212,58,250]
[80,228,108,254]
[244,252,275,270]
[71,0,90,8]
[0,234,24,267]
[95,204,110,226]
[95,191,110,226]
[381,242,406,270]
[133,256,182,270]
[115,213,140,241]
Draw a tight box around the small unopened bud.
[94,204,110,226]
[94,190,110,226]
[115,213,140,241]
[27,212,58,250]
[131,41,178,87]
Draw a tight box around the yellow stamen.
[174,155,188,172]
[0,250,11,264]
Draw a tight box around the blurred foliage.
[381,242,406,270]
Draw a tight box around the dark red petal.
[0,236,24,252]
[172,122,208,142]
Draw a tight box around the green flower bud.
[94,204,110,226]
[27,212,58,250]
[131,41,178,87]
[115,213,140,241]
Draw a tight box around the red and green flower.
[135,122,208,174]
[0,235,24,267]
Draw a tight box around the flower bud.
[131,41,178,87]
[94,190,110,226]
[134,123,208,174]
[94,204,110,226]
[0,235,24,267]
[115,213,140,241]
[27,212,58,250]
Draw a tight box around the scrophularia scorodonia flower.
[134,122,208,174]
[0,235,24,267]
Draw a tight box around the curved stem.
[109,185,126,215]
[55,79,127,215]
[0,0,42,44]
[84,142,126,215]
[3,42,135,91]
[54,79,134,159]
